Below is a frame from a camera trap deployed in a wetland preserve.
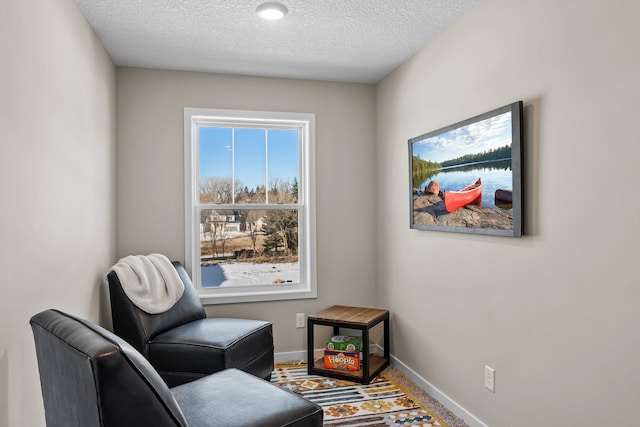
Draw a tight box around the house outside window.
[184,108,316,304]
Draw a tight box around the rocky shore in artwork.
[413,192,513,230]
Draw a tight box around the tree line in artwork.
[441,145,511,168]
[412,145,511,188]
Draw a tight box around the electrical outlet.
[484,366,495,392]
[296,313,306,328]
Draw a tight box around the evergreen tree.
[291,178,299,203]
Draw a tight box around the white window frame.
[184,107,317,304]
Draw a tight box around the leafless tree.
[199,177,243,204]
[243,210,263,253]
[268,177,295,204]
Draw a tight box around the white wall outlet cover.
[484,365,495,392]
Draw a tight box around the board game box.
[323,350,360,371]
[326,335,362,352]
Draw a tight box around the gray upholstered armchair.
[107,261,274,386]
[30,309,322,427]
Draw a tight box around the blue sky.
[412,111,512,163]
[199,127,299,190]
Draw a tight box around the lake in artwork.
[415,159,512,209]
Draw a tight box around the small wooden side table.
[307,305,390,384]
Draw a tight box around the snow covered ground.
[202,262,299,287]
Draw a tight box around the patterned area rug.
[272,362,448,426]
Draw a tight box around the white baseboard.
[389,355,488,427]
[275,348,488,427]
[275,350,307,363]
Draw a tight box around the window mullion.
[265,129,269,205]
[231,128,236,204]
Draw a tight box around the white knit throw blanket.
[110,254,184,314]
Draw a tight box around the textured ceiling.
[75,0,478,84]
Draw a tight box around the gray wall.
[0,1,116,426]
[115,68,377,353]
[375,0,640,425]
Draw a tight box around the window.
[184,108,316,304]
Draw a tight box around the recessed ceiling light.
[256,2,288,20]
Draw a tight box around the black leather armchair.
[30,309,323,427]
[107,261,274,386]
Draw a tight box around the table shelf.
[311,355,388,381]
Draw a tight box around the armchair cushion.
[172,369,323,427]
[150,317,274,385]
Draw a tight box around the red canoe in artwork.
[443,178,482,213]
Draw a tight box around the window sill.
[198,286,317,305]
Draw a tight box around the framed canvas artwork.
[409,101,523,237]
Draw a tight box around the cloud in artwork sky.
[413,111,512,163]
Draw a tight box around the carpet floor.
[272,361,469,427]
